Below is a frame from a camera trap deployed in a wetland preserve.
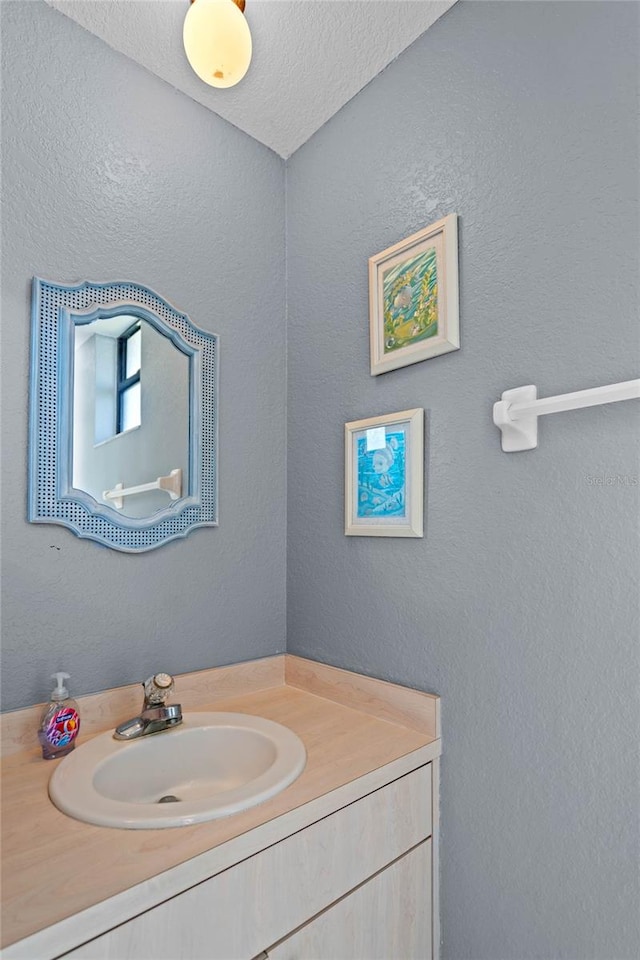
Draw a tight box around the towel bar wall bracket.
[493,380,640,452]
[493,386,539,452]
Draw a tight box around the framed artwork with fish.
[369,214,459,376]
[345,408,423,537]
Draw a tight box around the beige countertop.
[0,655,441,954]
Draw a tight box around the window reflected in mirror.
[118,322,142,434]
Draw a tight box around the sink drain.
[158,795,181,803]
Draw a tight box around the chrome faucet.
[114,673,183,741]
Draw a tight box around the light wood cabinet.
[266,840,432,960]
[59,763,436,960]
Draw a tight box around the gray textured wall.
[1,0,287,711]
[286,3,639,959]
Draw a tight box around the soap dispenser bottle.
[38,672,81,760]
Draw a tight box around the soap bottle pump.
[38,672,81,760]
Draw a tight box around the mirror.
[72,315,189,519]
[28,279,218,552]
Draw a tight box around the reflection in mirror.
[28,278,218,552]
[72,316,189,519]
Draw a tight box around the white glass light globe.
[183,0,252,90]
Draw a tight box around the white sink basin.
[49,713,307,829]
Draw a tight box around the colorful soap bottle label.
[45,707,80,748]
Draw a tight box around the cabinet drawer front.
[61,764,432,960]
[266,839,432,960]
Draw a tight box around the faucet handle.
[143,673,175,705]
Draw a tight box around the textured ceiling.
[45,0,455,157]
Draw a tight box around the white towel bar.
[103,469,182,509]
[493,380,640,452]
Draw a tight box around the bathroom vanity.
[0,656,441,960]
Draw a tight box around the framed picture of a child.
[345,408,424,537]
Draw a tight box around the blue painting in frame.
[345,408,424,538]
[356,428,407,520]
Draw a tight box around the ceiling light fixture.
[183,0,252,90]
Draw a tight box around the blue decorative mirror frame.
[28,278,219,552]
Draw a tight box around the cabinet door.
[59,767,432,960]
[265,840,432,960]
